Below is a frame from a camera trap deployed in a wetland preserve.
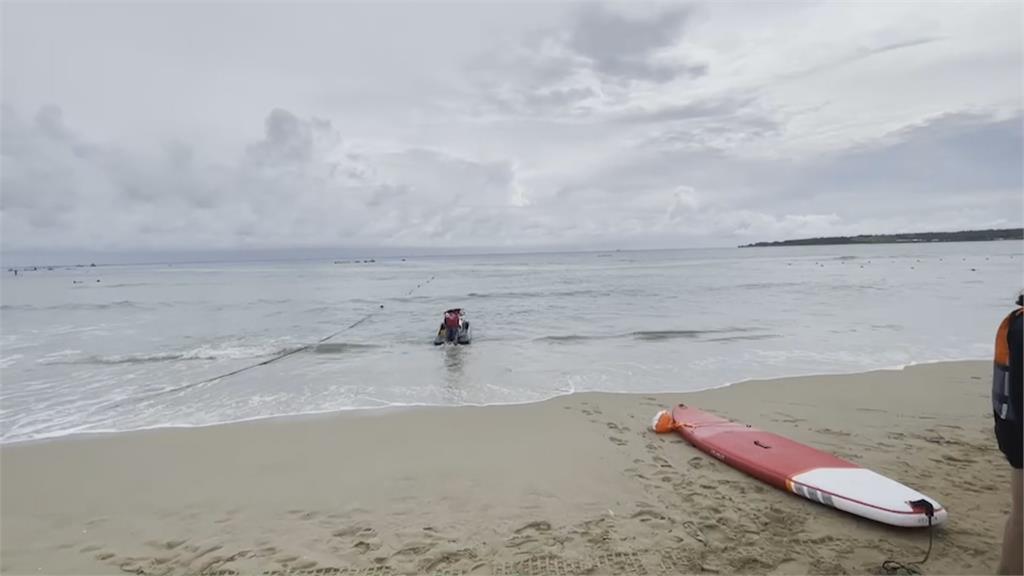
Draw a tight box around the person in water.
[443,309,462,342]
[995,290,1023,575]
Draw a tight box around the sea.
[1,241,1021,443]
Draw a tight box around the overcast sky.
[2,2,1022,256]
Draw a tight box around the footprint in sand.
[420,549,477,573]
[332,526,375,538]
[506,535,539,549]
[683,520,708,545]
[145,537,187,549]
[514,520,552,534]
[631,509,671,522]
[608,436,627,446]
[651,455,673,468]
[353,540,381,554]
[185,544,223,564]
[393,543,434,556]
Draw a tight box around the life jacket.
[444,312,461,329]
[993,308,1022,422]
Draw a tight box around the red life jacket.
[444,312,460,329]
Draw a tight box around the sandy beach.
[0,360,1010,575]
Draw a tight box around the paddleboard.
[652,404,947,528]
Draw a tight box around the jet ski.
[434,308,472,345]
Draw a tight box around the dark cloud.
[805,112,1022,198]
[568,5,704,83]
[466,4,707,120]
[245,108,333,166]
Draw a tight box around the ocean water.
[1,242,1020,443]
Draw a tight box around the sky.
[2,1,1022,259]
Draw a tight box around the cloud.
[802,112,1023,199]
[783,36,945,82]
[614,97,754,124]
[4,102,1019,254]
[2,3,1021,257]
[0,106,542,251]
[567,5,705,83]
[540,109,1022,243]
[245,108,320,166]
[465,4,707,120]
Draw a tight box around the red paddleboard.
[652,404,947,528]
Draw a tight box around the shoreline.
[1,360,1009,575]
[0,356,989,447]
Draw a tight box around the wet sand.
[0,361,1010,575]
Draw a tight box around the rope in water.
[100,274,436,409]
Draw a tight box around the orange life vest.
[993,308,1022,421]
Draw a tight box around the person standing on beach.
[995,290,1023,575]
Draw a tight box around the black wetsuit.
[996,309,1023,469]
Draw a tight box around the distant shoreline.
[740,228,1023,247]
